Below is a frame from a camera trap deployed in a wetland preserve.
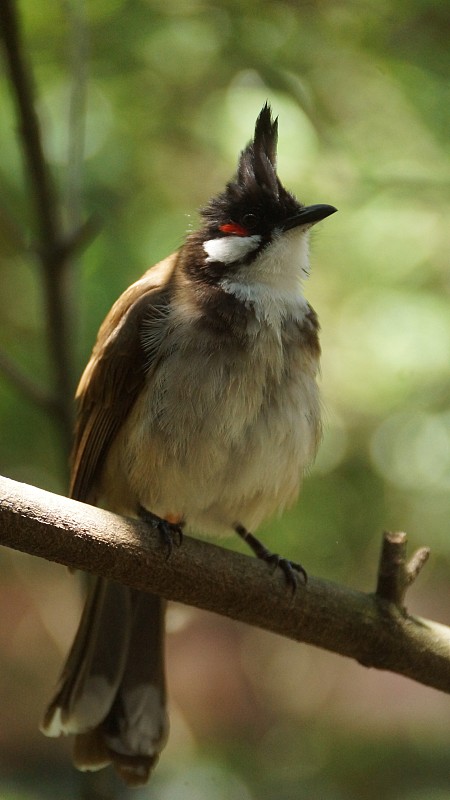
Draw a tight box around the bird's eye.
[218,213,259,237]
[242,213,258,230]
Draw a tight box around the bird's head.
[198,103,336,278]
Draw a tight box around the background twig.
[0,0,95,458]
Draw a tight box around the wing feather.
[70,255,176,502]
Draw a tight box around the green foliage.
[0,0,449,797]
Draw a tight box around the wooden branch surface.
[1,474,449,694]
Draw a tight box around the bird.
[40,103,336,786]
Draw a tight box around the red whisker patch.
[219,222,249,237]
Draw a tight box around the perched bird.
[41,103,336,785]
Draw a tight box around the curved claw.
[234,523,307,594]
[264,553,308,593]
[157,518,183,559]
[139,507,184,558]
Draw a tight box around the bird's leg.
[139,506,184,558]
[234,523,307,592]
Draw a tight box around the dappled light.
[0,0,449,797]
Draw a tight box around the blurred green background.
[0,0,449,798]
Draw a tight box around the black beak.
[282,204,337,231]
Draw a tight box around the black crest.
[237,103,279,196]
[201,103,302,236]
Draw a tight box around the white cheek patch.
[203,234,261,265]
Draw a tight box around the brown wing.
[70,255,177,503]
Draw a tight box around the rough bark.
[1,474,449,694]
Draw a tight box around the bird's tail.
[41,577,168,786]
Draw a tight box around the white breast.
[105,322,320,538]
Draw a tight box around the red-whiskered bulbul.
[41,104,336,785]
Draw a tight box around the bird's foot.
[234,523,307,593]
[139,506,184,558]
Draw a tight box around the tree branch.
[0,0,97,456]
[0,0,59,245]
[0,0,72,450]
[376,530,430,606]
[1,474,449,694]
